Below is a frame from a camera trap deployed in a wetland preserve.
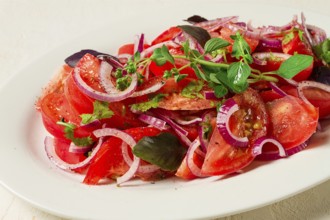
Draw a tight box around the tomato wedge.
[201,88,269,175]
[266,95,318,149]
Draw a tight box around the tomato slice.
[83,127,162,185]
[201,88,269,175]
[151,26,182,45]
[175,153,204,180]
[267,95,318,149]
[282,30,313,56]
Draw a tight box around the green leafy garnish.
[227,61,250,91]
[204,38,230,54]
[80,100,114,124]
[150,45,175,65]
[130,94,166,112]
[231,32,253,64]
[313,38,330,64]
[277,54,313,79]
[57,121,93,146]
[181,80,204,98]
[132,132,186,171]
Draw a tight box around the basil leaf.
[231,32,253,64]
[313,38,330,64]
[184,15,208,24]
[133,133,186,171]
[213,83,228,98]
[277,54,313,79]
[204,38,230,54]
[228,61,251,86]
[178,25,211,47]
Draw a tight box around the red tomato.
[201,88,269,175]
[175,153,204,180]
[220,27,259,53]
[54,137,87,165]
[151,26,182,45]
[39,89,81,138]
[118,43,134,55]
[282,30,313,56]
[83,127,162,185]
[251,54,313,82]
[267,95,318,149]
[149,47,197,79]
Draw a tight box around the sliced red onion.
[186,139,206,177]
[73,66,138,102]
[306,24,327,46]
[252,52,291,66]
[195,16,239,32]
[134,33,145,54]
[217,98,249,147]
[138,114,169,130]
[203,90,220,100]
[252,136,287,160]
[258,38,282,50]
[297,81,330,106]
[198,110,216,152]
[98,54,124,69]
[153,110,189,136]
[286,141,308,157]
[93,128,140,185]
[121,142,160,173]
[68,142,92,154]
[269,82,287,97]
[140,41,180,58]
[173,115,202,125]
[79,119,102,128]
[130,80,165,97]
[44,136,103,171]
[99,61,116,94]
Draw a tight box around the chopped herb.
[131,94,166,112]
[81,100,114,124]
[181,80,204,98]
[57,121,93,146]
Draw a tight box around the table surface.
[1,0,330,219]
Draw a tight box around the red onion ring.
[44,136,103,171]
[297,81,330,106]
[68,142,92,154]
[130,80,165,97]
[269,82,287,97]
[73,66,138,102]
[99,61,117,94]
[93,128,140,185]
[216,98,249,147]
[252,136,287,160]
[252,52,291,66]
[138,114,169,130]
[186,139,207,177]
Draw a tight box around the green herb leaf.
[81,100,114,124]
[228,61,251,87]
[191,62,208,81]
[178,25,211,47]
[204,38,230,54]
[213,83,228,98]
[231,32,253,64]
[277,54,313,78]
[150,45,175,65]
[181,80,204,98]
[133,132,186,171]
[174,73,188,82]
[313,38,330,64]
[131,94,166,112]
[57,121,94,146]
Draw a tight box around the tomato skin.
[220,27,259,53]
[267,95,318,149]
[83,127,162,185]
[118,43,134,55]
[201,88,269,176]
[151,26,181,45]
[282,31,313,56]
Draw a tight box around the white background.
[1,0,330,219]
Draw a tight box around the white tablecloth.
[1,0,330,219]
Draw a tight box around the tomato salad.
[36,14,330,185]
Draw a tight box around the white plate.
[0,2,330,220]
